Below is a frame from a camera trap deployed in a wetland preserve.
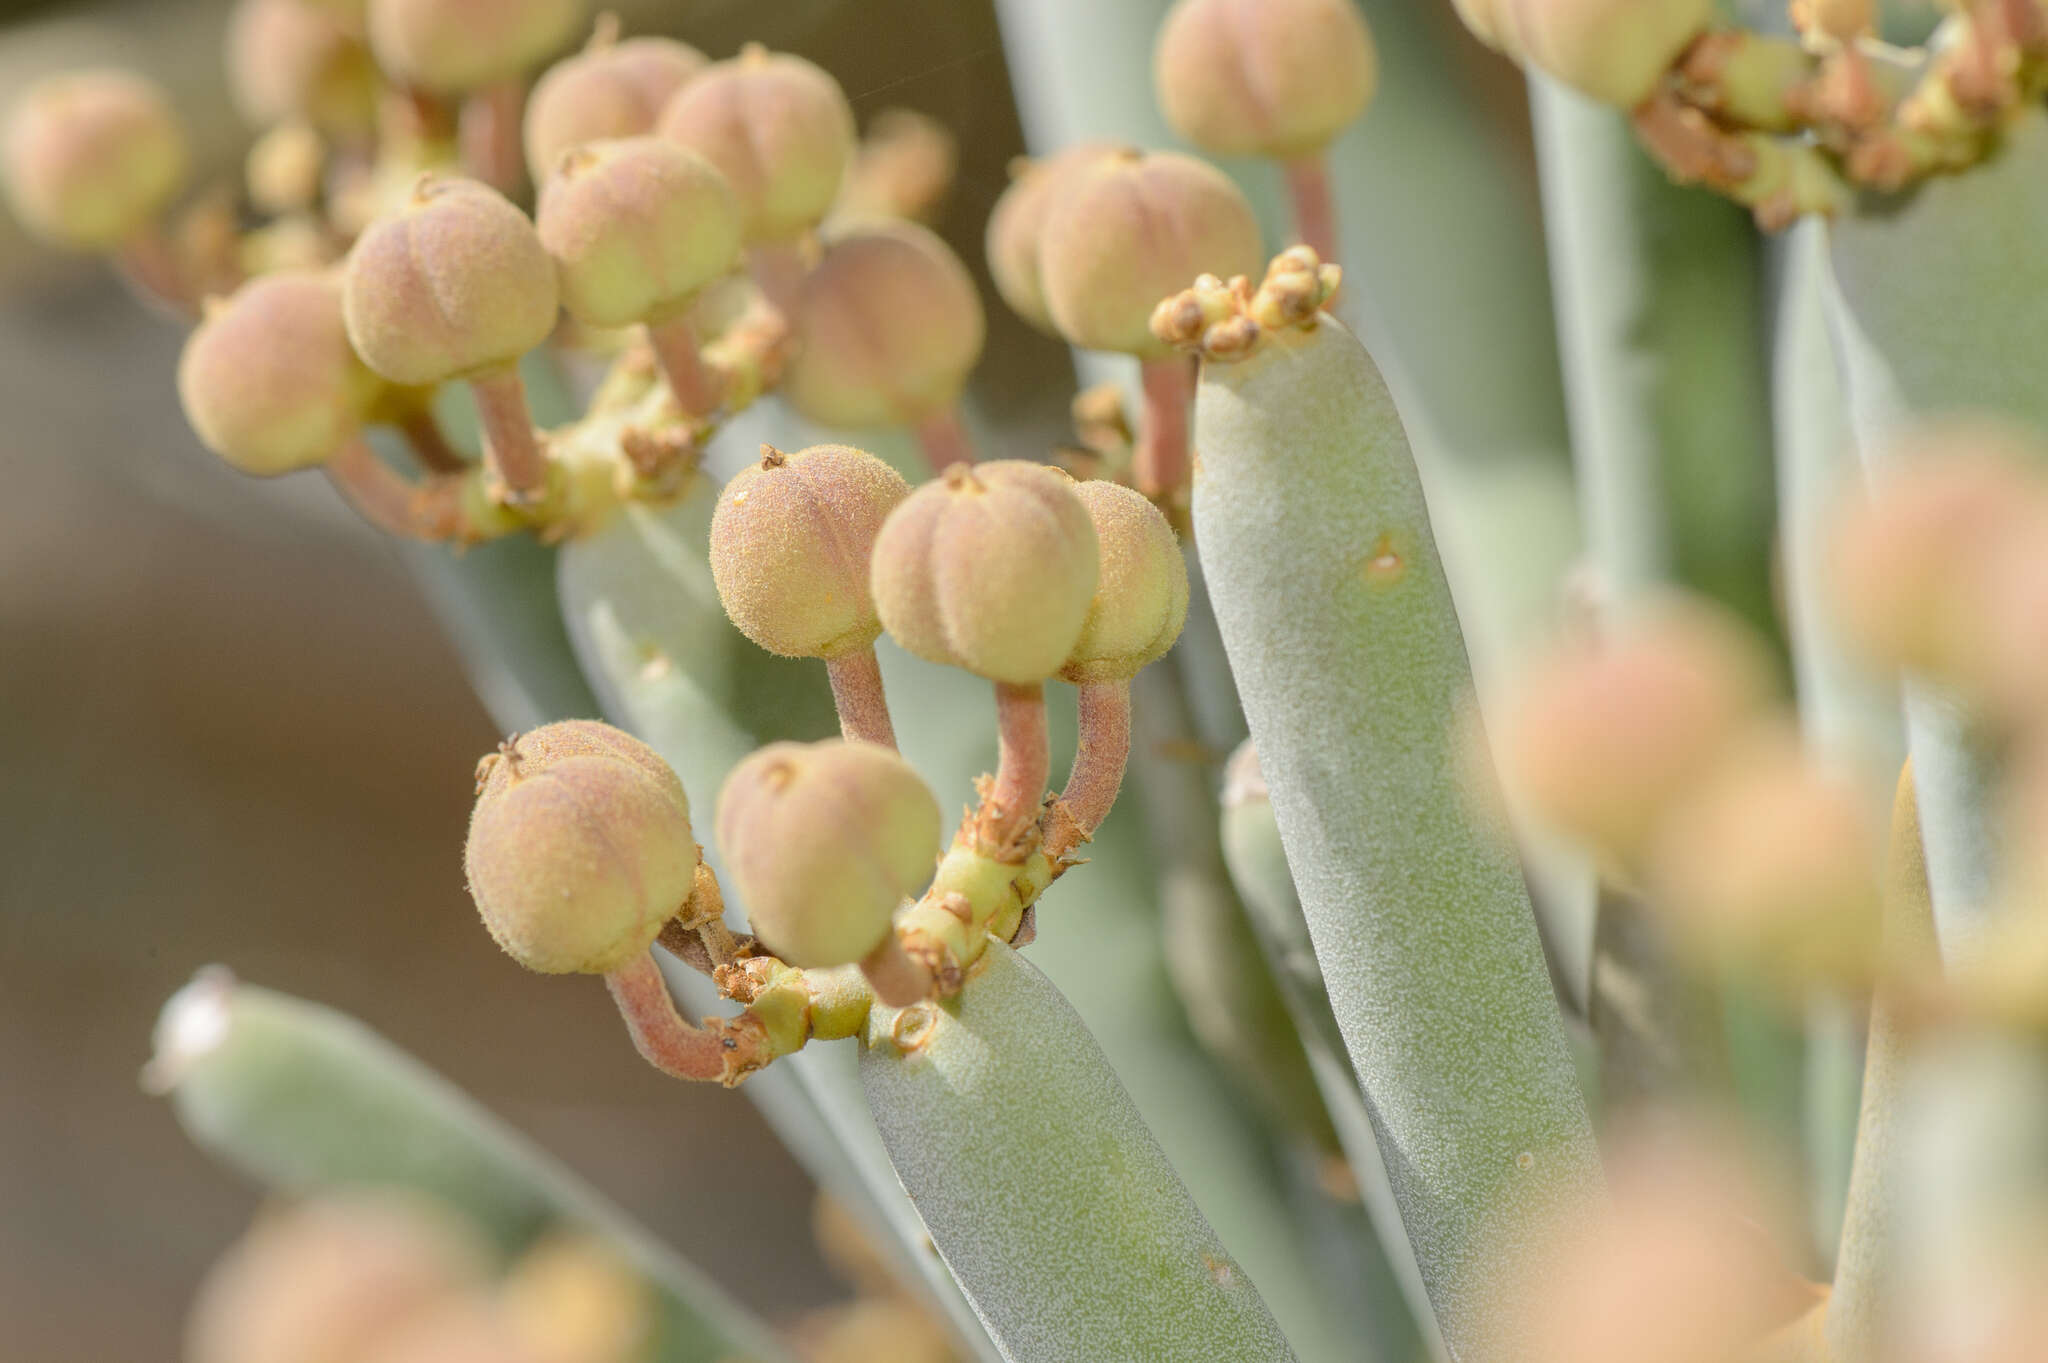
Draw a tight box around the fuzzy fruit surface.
[366,0,584,95]
[871,461,1099,684]
[536,137,741,329]
[523,35,707,183]
[464,754,694,974]
[784,221,985,430]
[715,740,939,968]
[983,141,1121,336]
[476,719,687,818]
[1155,0,1378,158]
[1061,479,1189,683]
[1455,0,1711,107]
[179,271,383,476]
[342,177,560,387]
[2,69,187,250]
[709,444,909,660]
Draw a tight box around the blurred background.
[0,1,1525,1358]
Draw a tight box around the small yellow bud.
[366,0,584,95]
[226,0,378,136]
[522,34,707,182]
[1154,0,1378,159]
[709,443,910,659]
[342,176,560,386]
[984,141,1122,334]
[871,461,1101,683]
[715,740,941,968]
[1061,479,1189,683]
[2,69,188,251]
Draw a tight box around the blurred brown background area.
[0,2,1052,1359]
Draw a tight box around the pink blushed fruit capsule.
[1454,0,1713,109]
[367,0,584,95]
[342,176,559,387]
[474,719,687,816]
[1038,149,1264,359]
[784,221,985,431]
[1061,480,1190,684]
[984,141,1122,335]
[710,444,910,660]
[226,0,378,136]
[185,1193,489,1363]
[535,137,741,329]
[2,68,188,251]
[179,270,384,476]
[522,31,707,183]
[871,460,1101,684]
[1155,0,1378,159]
[464,752,697,974]
[715,739,941,969]
[656,45,855,243]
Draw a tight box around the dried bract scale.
[179,271,383,475]
[1154,0,1378,159]
[464,754,697,974]
[656,45,855,243]
[871,460,1101,684]
[1150,248,1342,361]
[342,176,560,387]
[185,1193,489,1363]
[360,1300,549,1363]
[226,0,378,137]
[984,141,1122,335]
[1,69,187,251]
[1039,149,1264,359]
[367,0,584,95]
[709,443,910,659]
[715,740,941,968]
[474,718,687,818]
[1458,0,1714,109]
[784,221,985,430]
[1497,599,1776,870]
[522,32,707,182]
[536,137,741,329]
[1061,480,1190,683]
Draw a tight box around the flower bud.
[872,460,1101,683]
[1464,0,1714,109]
[367,0,584,95]
[474,719,687,818]
[715,739,941,968]
[1038,149,1264,358]
[1061,479,1189,682]
[522,33,707,181]
[1498,600,1776,869]
[342,175,560,386]
[984,141,1122,334]
[710,443,910,659]
[784,221,984,430]
[185,1193,488,1363]
[536,137,741,329]
[1155,0,1378,159]
[464,754,696,974]
[179,271,383,475]
[656,45,855,242]
[226,0,378,136]
[2,69,188,250]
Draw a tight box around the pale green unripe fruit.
[1463,0,1713,109]
[2,69,188,251]
[871,460,1101,684]
[535,137,741,329]
[710,444,910,659]
[474,719,688,819]
[656,46,854,242]
[366,0,584,95]
[1061,480,1189,683]
[984,141,1122,335]
[342,176,560,386]
[1039,150,1263,358]
[226,0,377,136]
[464,754,696,974]
[784,221,985,430]
[185,1193,489,1363]
[522,35,707,182]
[715,740,941,968]
[1154,0,1378,159]
[180,271,383,476]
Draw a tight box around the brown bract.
[1061,480,1189,683]
[715,740,940,968]
[2,68,188,250]
[983,140,1123,334]
[1038,149,1264,358]
[342,176,560,386]
[226,0,377,136]
[179,270,382,475]
[656,45,854,243]
[710,443,909,659]
[367,0,584,95]
[784,220,985,430]
[871,460,1100,683]
[1150,246,1343,362]
[523,33,707,182]
[1155,0,1378,158]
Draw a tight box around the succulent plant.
[24,2,2048,1361]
